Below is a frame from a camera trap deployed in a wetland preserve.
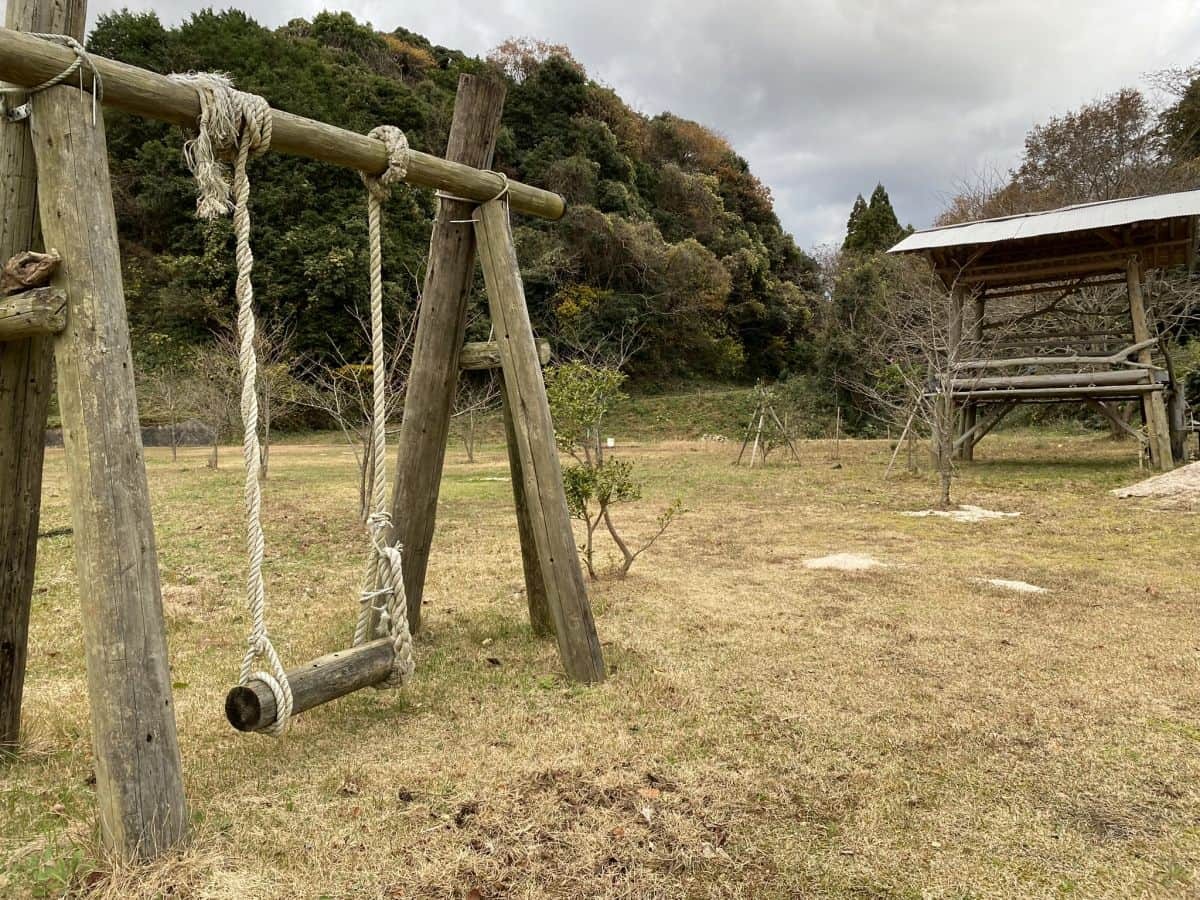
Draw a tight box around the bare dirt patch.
[903,504,1020,523]
[1112,460,1200,508]
[802,552,887,571]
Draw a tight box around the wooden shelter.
[889,191,1200,469]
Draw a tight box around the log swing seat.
[0,20,603,861]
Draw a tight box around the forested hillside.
[90,10,818,382]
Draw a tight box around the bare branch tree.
[298,300,419,520]
[213,317,299,479]
[451,372,501,463]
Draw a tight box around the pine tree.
[843,183,903,254]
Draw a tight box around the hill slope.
[90,11,819,381]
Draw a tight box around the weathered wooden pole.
[499,377,553,636]
[0,286,66,339]
[459,338,549,371]
[386,76,506,634]
[0,29,564,221]
[29,84,187,856]
[934,284,965,469]
[475,199,605,683]
[1126,256,1174,470]
[0,0,84,752]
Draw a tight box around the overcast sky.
[90,0,1200,250]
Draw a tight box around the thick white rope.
[355,126,415,687]
[172,72,294,734]
[0,33,103,124]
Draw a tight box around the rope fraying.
[168,72,272,219]
[1,33,103,125]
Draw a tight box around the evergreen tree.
[843,183,903,254]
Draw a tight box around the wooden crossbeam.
[460,338,549,371]
[0,27,565,221]
[948,384,1164,401]
[954,338,1157,372]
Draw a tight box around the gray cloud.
[90,0,1200,248]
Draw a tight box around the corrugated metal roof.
[888,189,1200,254]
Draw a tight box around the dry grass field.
[3,430,1199,898]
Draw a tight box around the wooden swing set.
[0,0,603,861]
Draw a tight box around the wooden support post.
[475,199,605,684]
[500,378,553,636]
[386,76,506,634]
[225,638,394,733]
[959,293,985,461]
[0,0,84,752]
[1126,256,1173,470]
[934,284,964,468]
[29,84,186,857]
[952,401,1016,452]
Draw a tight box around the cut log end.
[224,685,264,732]
[223,637,397,733]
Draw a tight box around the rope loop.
[1,33,103,124]
[435,170,512,222]
[360,125,410,202]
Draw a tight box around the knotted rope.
[172,72,293,734]
[0,33,103,124]
[354,126,415,687]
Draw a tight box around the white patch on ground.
[979,578,1047,594]
[902,505,1020,524]
[1113,460,1200,505]
[802,552,886,571]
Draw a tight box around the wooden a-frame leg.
[499,374,553,636]
[474,199,605,684]
[30,85,186,859]
[0,0,87,753]
[385,75,506,635]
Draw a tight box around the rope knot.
[360,125,410,202]
[168,72,273,219]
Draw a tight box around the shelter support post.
[957,292,986,461]
[0,0,85,752]
[1126,256,1173,470]
[474,199,606,684]
[933,283,965,469]
[29,83,186,857]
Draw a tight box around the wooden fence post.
[0,0,85,751]
[386,75,506,634]
[475,199,605,683]
[29,84,187,857]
